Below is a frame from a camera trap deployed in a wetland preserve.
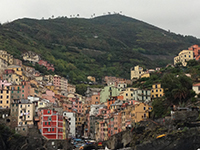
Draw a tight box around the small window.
[144,107,146,110]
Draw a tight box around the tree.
[161,73,193,105]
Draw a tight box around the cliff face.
[135,127,200,150]
[0,124,73,150]
[100,111,200,150]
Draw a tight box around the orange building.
[91,94,100,105]
[188,45,200,61]
[107,96,123,109]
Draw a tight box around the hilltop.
[0,14,200,83]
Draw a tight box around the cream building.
[131,65,144,80]
[17,99,35,126]
[0,50,13,64]
[0,58,8,75]
[174,50,194,66]
[22,51,40,64]
[120,87,137,100]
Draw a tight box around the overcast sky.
[1,0,200,38]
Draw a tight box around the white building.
[133,89,151,103]
[63,112,76,137]
[193,83,200,97]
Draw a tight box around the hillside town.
[0,45,200,149]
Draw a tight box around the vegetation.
[0,14,200,83]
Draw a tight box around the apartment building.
[151,83,164,98]
[174,50,194,66]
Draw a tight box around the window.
[45,122,47,125]
[22,94,24,98]
[144,107,146,110]
[48,128,51,132]
[52,128,54,131]
[0,96,2,99]
[22,90,24,93]
[0,101,2,104]
[1,90,2,93]
[6,90,9,94]
[48,122,50,125]
[6,101,9,104]
[7,96,9,99]
[22,85,24,88]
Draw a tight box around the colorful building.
[130,103,152,124]
[151,83,164,98]
[100,85,121,103]
[37,108,67,139]
[0,86,11,109]
[174,50,194,66]
[17,99,35,126]
[130,65,144,80]
[188,45,200,61]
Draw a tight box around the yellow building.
[0,50,13,64]
[0,87,11,109]
[174,50,194,66]
[120,87,137,100]
[7,65,23,76]
[45,85,55,91]
[141,72,150,78]
[17,100,35,126]
[130,103,152,123]
[3,71,21,85]
[151,83,164,98]
[87,76,96,82]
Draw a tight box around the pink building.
[53,75,61,88]
[0,80,11,90]
[42,90,55,103]
[38,60,55,72]
[21,81,31,99]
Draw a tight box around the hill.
[0,14,199,83]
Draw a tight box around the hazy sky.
[1,0,200,38]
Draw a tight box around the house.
[21,81,31,99]
[192,83,200,97]
[87,76,96,82]
[3,69,21,85]
[151,83,164,98]
[37,108,68,139]
[60,77,68,91]
[130,65,144,80]
[42,90,56,103]
[0,50,13,64]
[22,51,40,64]
[188,45,200,61]
[0,86,11,109]
[7,65,23,76]
[17,99,35,127]
[0,58,8,75]
[100,85,122,103]
[130,103,152,123]
[63,111,76,137]
[13,59,22,66]
[38,60,55,72]
[120,87,136,100]
[174,50,194,66]
[10,85,21,103]
[67,83,76,93]
[133,89,151,103]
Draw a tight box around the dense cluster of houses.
[1,45,200,143]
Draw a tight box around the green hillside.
[0,14,199,83]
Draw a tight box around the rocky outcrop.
[99,111,200,150]
[0,124,73,150]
